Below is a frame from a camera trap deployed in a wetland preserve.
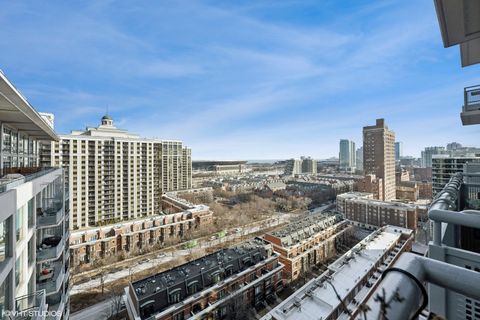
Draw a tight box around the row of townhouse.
[69,193,213,266]
[263,214,353,282]
[125,238,283,320]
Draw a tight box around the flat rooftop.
[262,226,413,320]
[131,238,270,298]
[268,213,342,246]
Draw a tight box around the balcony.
[37,199,64,228]
[0,167,57,194]
[461,85,480,125]
[46,291,66,320]
[37,261,65,295]
[37,236,65,262]
[361,173,480,320]
[14,290,47,320]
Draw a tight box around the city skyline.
[1,1,480,160]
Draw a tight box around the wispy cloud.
[0,0,478,159]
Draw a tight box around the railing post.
[433,221,441,246]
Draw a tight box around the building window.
[211,272,221,284]
[169,289,182,304]
[15,255,22,288]
[187,281,199,295]
[0,218,10,264]
[15,209,23,242]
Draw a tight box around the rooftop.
[262,226,413,320]
[268,213,342,246]
[131,238,272,299]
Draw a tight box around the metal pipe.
[429,209,480,229]
[361,253,480,320]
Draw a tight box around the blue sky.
[1,0,479,160]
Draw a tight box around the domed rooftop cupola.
[101,114,113,126]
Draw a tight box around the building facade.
[339,139,356,172]
[363,119,396,200]
[356,147,363,172]
[357,174,383,200]
[69,192,213,267]
[337,192,418,230]
[301,157,317,175]
[432,154,480,195]
[0,71,70,319]
[263,214,352,282]
[284,157,317,176]
[124,238,283,320]
[421,146,446,167]
[394,141,403,161]
[41,116,192,229]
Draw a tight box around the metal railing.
[13,289,47,320]
[361,173,480,320]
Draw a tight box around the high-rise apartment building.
[394,141,403,160]
[363,119,396,200]
[432,154,480,195]
[0,71,70,319]
[300,156,317,174]
[339,139,356,172]
[41,116,192,229]
[356,146,363,171]
[284,157,316,175]
[421,146,446,167]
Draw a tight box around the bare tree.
[103,287,124,320]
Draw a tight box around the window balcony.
[461,85,480,125]
[46,291,66,320]
[37,236,65,262]
[14,290,47,320]
[0,167,58,194]
[37,261,65,295]
[37,200,64,228]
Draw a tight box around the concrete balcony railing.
[13,289,47,320]
[37,262,65,296]
[37,237,65,262]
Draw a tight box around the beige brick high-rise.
[41,115,192,229]
[363,119,396,200]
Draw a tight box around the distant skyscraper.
[421,146,446,167]
[363,119,396,201]
[285,157,317,175]
[446,142,462,151]
[356,147,363,171]
[301,157,317,174]
[339,139,356,172]
[395,142,403,161]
